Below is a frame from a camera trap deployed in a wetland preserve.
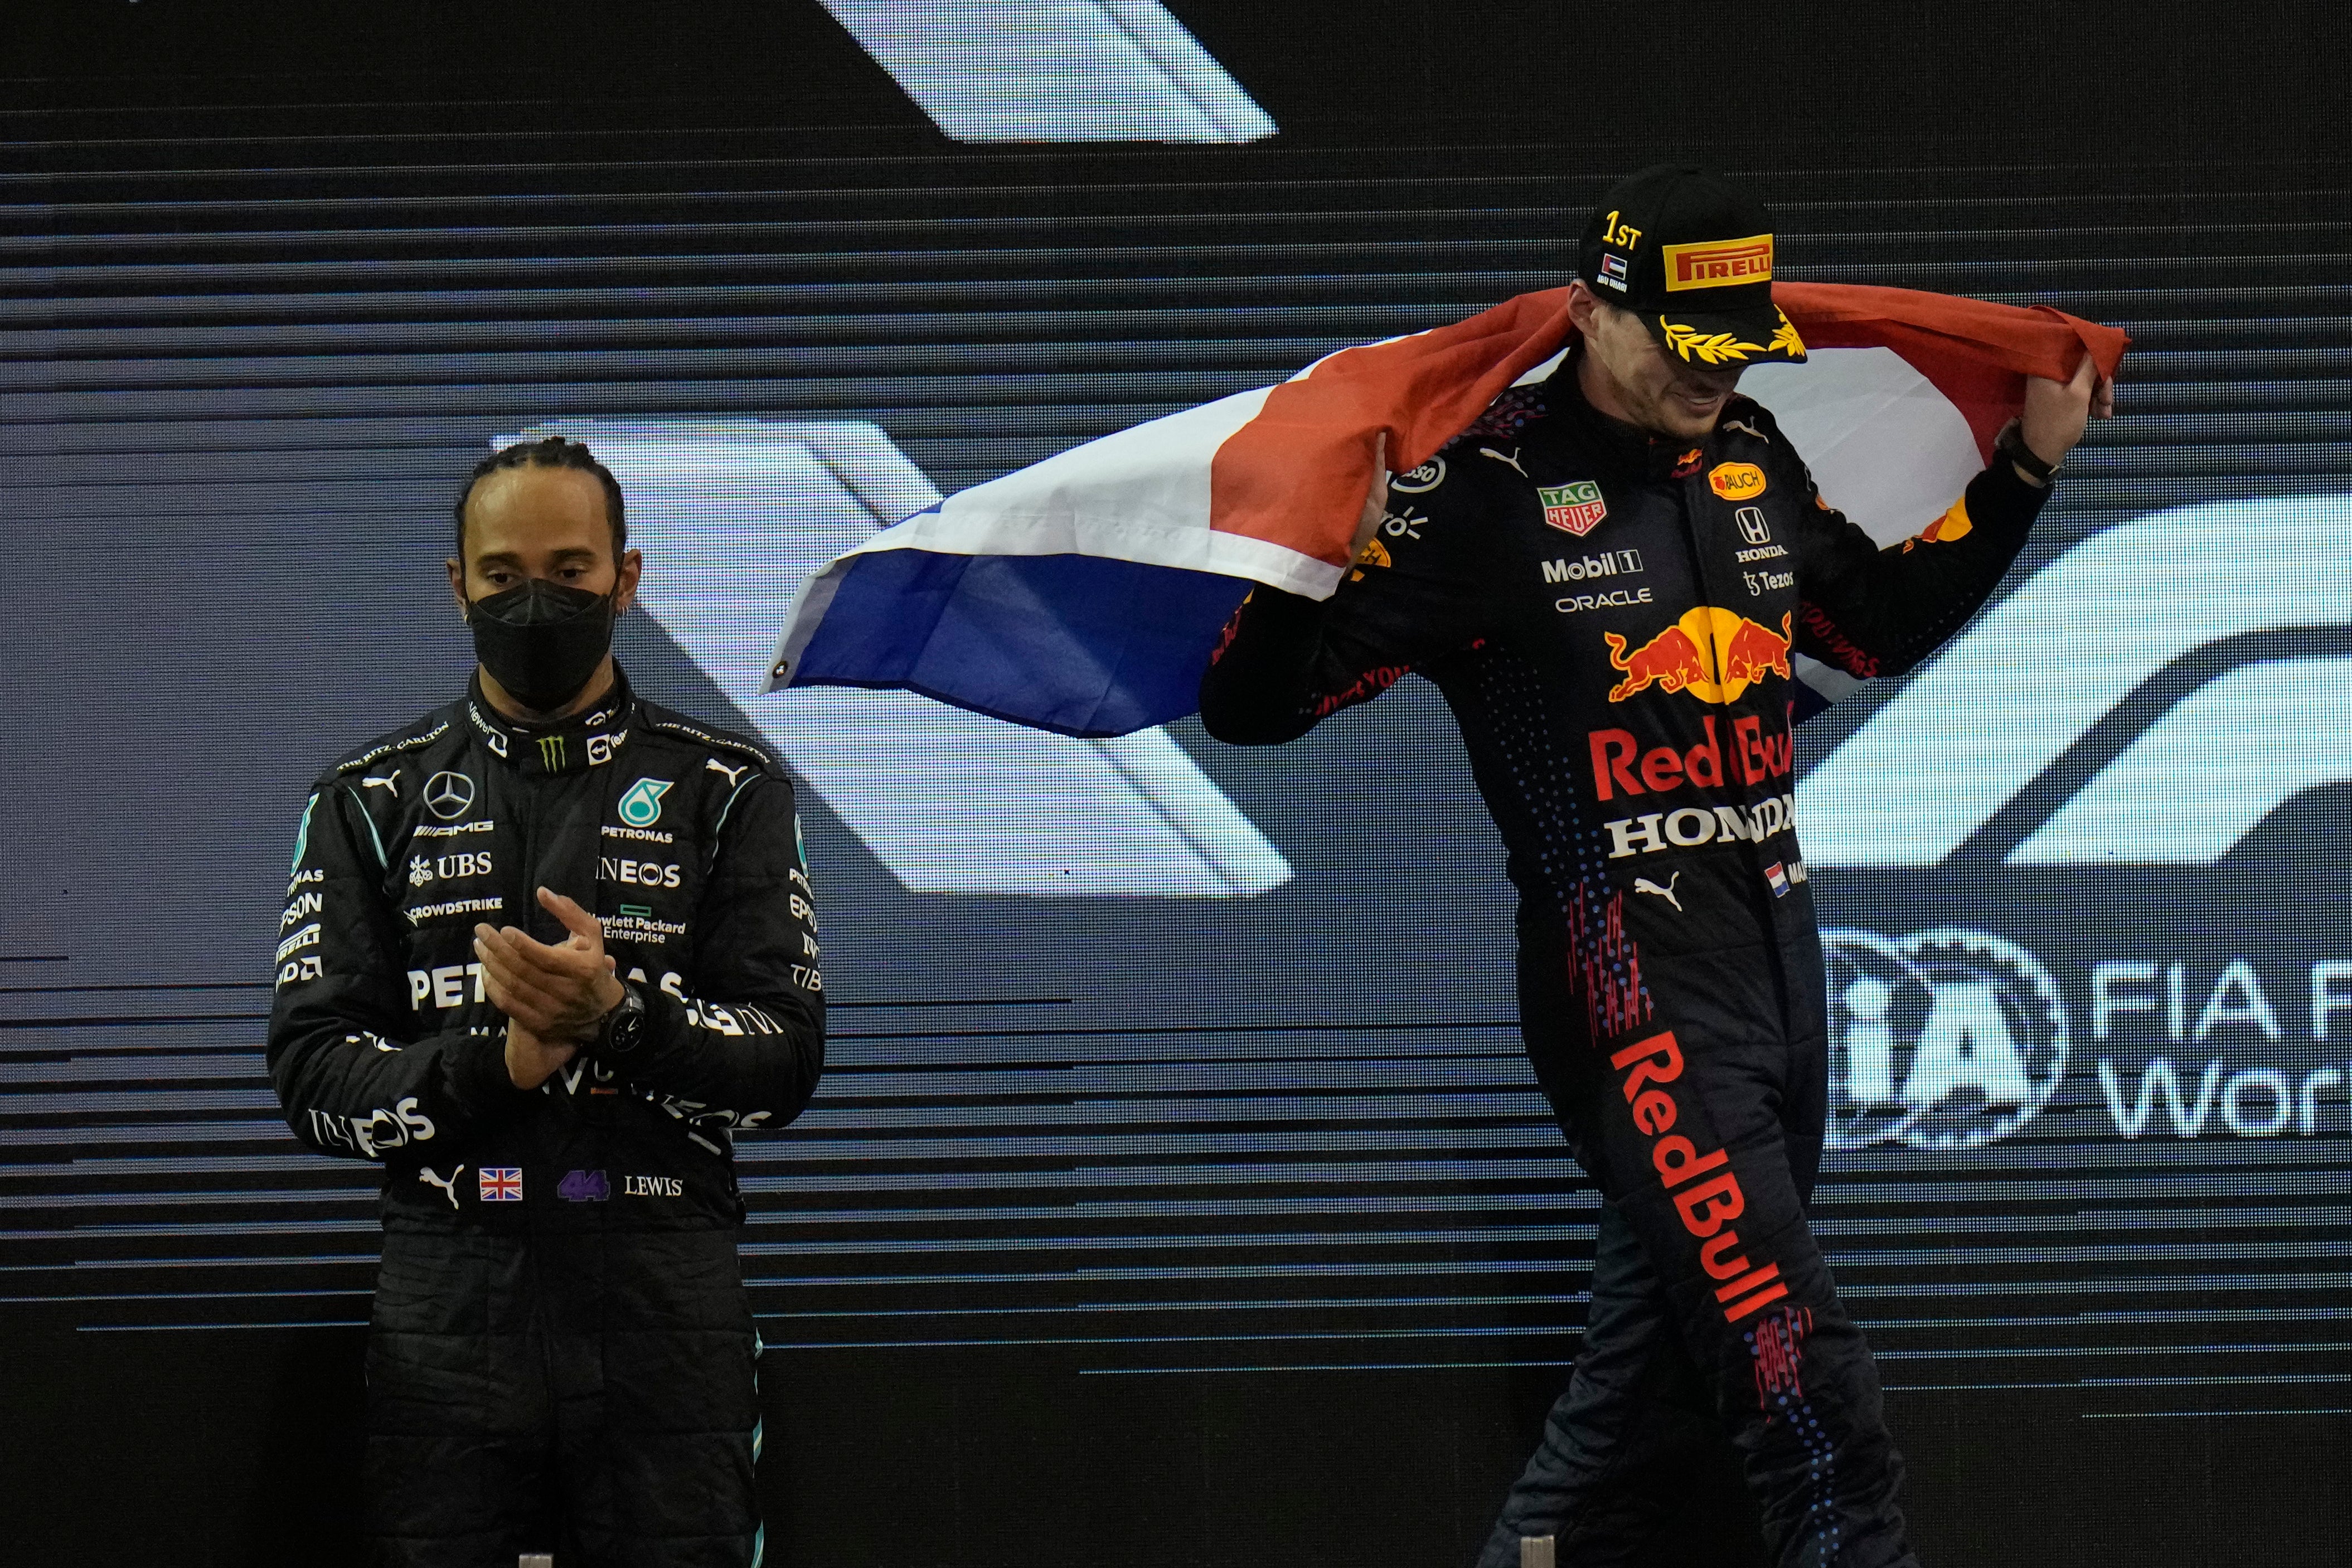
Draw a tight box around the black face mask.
[465,579,617,712]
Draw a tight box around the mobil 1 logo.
[1821,927,2070,1150]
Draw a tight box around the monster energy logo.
[537,735,566,769]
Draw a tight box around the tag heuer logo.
[1538,481,1608,537]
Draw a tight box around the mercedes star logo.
[423,771,477,821]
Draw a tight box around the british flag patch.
[478,1167,523,1202]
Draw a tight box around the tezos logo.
[1822,927,2068,1149]
[1390,456,1446,493]
[424,771,477,820]
[618,778,673,828]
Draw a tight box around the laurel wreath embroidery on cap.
[1662,321,1768,364]
[1769,310,1806,359]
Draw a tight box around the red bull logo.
[1604,608,1793,704]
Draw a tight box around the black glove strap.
[1995,418,2059,484]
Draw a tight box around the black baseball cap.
[1577,165,1806,367]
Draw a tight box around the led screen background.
[6,3,2352,1564]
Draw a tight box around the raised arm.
[1199,436,1495,744]
[1790,358,2107,681]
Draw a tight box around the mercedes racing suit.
[1198,360,2049,1568]
[268,667,825,1568]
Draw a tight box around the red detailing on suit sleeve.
[1750,1304,1815,1410]
[1795,601,1881,679]
[1205,595,1251,668]
[1459,387,1550,443]
[1310,664,1411,718]
[1568,882,1653,1040]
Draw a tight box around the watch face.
[604,991,646,1054]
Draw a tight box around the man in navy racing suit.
[1197,167,2107,1567]
[268,437,826,1567]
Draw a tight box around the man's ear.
[446,557,469,620]
[1564,278,1601,335]
[614,547,643,616]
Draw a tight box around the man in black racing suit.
[1197,168,2106,1567]
[268,437,825,1567]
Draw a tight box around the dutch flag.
[770,284,2128,738]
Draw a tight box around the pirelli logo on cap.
[1663,233,1774,292]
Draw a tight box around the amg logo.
[413,821,494,838]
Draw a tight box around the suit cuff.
[442,1033,527,1120]
[1971,450,2053,533]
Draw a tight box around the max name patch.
[1539,481,1609,537]
[1708,462,1767,501]
[1664,233,1774,291]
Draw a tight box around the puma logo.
[418,1166,464,1210]
[1478,446,1529,477]
[1633,873,1683,911]
[362,775,400,797]
[705,758,750,787]
[1721,419,1768,443]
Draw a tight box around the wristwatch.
[1994,418,2059,485]
[594,982,647,1059]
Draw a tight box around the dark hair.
[453,436,627,561]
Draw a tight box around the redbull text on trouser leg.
[1610,1029,1789,1322]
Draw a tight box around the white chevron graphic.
[506,420,1291,899]
[2009,657,2352,864]
[1798,495,2352,867]
[819,0,1277,143]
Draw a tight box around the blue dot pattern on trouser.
[1750,1305,1838,1566]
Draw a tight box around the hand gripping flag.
[769,283,2129,738]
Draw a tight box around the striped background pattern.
[6,133,2351,1412]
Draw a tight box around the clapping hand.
[476,887,627,1089]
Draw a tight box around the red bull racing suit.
[1197,359,2050,1568]
[268,668,825,1567]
